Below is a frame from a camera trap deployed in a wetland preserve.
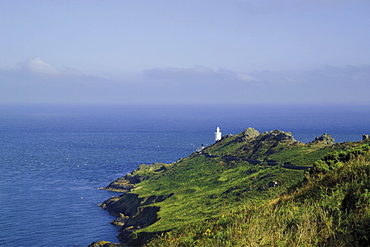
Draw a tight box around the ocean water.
[0,104,369,246]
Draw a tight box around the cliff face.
[97,163,175,246]
[97,128,369,246]
[100,163,176,245]
[100,192,173,246]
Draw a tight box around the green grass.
[105,129,370,246]
[268,144,334,166]
[204,136,245,156]
[131,154,304,233]
[129,163,171,180]
[145,143,370,247]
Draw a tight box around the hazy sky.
[1,0,370,104]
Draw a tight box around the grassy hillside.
[146,142,370,246]
[97,128,369,246]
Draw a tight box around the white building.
[215,127,222,142]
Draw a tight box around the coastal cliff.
[102,163,170,193]
[96,128,370,246]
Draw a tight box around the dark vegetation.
[97,128,370,246]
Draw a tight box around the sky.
[1,0,370,105]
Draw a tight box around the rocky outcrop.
[260,129,296,142]
[228,129,302,160]
[310,133,335,145]
[100,192,173,246]
[363,135,370,141]
[101,193,172,217]
[240,127,260,141]
[231,127,259,142]
[96,162,174,245]
[111,213,129,226]
[102,176,138,192]
[88,241,123,247]
[102,163,169,192]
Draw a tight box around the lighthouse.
[215,127,222,142]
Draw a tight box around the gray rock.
[242,127,260,139]
[263,129,296,142]
[310,133,335,145]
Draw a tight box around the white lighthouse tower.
[215,127,222,142]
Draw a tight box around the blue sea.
[0,104,369,246]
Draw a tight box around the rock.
[103,175,139,192]
[103,163,169,192]
[310,133,335,145]
[100,192,174,245]
[241,127,260,140]
[87,240,123,247]
[261,129,296,142]
[111,213,129,226]
[363,135,370,140]
[233,127,260,142]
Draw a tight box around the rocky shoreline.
[95,163,175,246]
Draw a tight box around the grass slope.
[129,129,306,233]
[134,155,302,233]
[146,142,370,246]
[101,128,369,246]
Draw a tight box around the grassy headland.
[97,128,370,246]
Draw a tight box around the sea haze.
[0,104,369,246]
